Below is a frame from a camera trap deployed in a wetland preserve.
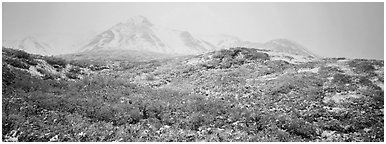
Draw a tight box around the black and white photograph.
[1,1,384,142]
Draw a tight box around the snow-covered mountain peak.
[123,15,153,27]
[22,35,37,41]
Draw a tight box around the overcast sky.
[2,2,384,59]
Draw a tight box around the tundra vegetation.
[2,47,384,142]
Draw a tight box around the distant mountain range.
[2,16,320,58]
[2,36,55,55]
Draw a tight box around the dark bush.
[266,60,291,72]
[213,48,270,61]
[5,58,30,69]
[69,67,82,74]
[276,116,317,139]
[35,67,45,74]
[243,51,270,61]
[318,66,344,77]
[145,74,156,81]
[13,50,31,59]
[333,57,346,60]
[66,72,78,79]
[36,68,60,80]
[284,56,295,61]
[357,76,377,88]
[25,59,38,66]
[188,112,208,131]
[348,59,379,73]
[332,73,351,84]
[43,56,67,68]
[2,64,15,86]
[68,60,90,68]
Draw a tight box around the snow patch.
[323,93,363,104]
[326,63,356,75]
[298,67,320,73]
[28,66,43,77]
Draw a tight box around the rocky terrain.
[2,46,384,142]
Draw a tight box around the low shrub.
[5,58,30,69]
[13,49,31,59]
[348,59,381,74]
[66,72,78,79]
[2,64,16,86]
[276,116,318,139]
[68,60,91,68]
[243,51,270,61]
[43,56,67,68]
[69,67,82,74]
[332,73,351,84]
[145,74,156,81]
[188,112,208,131]
[2,48,384,142]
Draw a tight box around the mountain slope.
[2,47,383,142]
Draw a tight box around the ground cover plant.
[2,47,384,142]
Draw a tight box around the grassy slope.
[2,48,384,142]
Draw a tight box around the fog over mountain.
[3,15,319,59]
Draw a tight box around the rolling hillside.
[2,47,383,142]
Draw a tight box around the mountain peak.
[266,38,301,47]
[264,38,320,58]
[22,35,38,42]
[123,15,153,26]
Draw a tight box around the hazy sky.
[2,2,384,59]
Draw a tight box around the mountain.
[78,16,318,59]
[262,39,320,58]
[196,34,263,50]
[2,36,55,56]
[79,16,217,55]
[3,16,320,59]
